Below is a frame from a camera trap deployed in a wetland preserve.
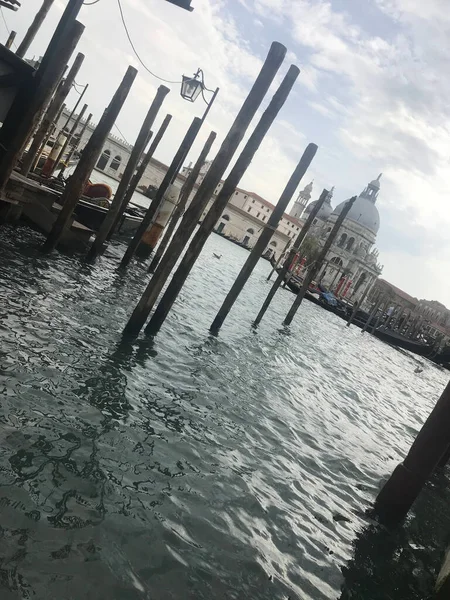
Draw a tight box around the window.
[270,241,277,247]
[222,214,230,221]
[313,218,317,225]
[330,256,343,266]
[267,208,270,213]
[252,199,255,203]
[110,154,121,171]
[235,191,238,195]
[96,148,110,170]
[244,195,248,199]
[338,233,347,247]
[346,237,355,251]
[262,216,266,221]
[247,228,255,234]
[247,207,251,213]
[296,227,299,231]
[257,212,260,217]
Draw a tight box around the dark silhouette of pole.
[374,379,450,525]
[149,130,217,273]
[43,66,138,252]
[32,101,67,173]
[49,102,87,175]
[122,42,287,337]
[57,111,92,178]
[266,237,290,281]
[283,196,357,326]
[107,113,172,237]
[87,85,170,260]
[211,134,316,334]
[119,116,203,268]
[21,52,85,176]
[254,188,329,328]
[347,282,370,327]
[0,18,84,190]
[5,30,16,49]
[16,0,56,58]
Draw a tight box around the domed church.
[298,175,384,300]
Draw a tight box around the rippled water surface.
[1,225,449,600]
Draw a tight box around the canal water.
[1,224,449,600]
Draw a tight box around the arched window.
[327,227,332,233]
[337,233,347,247]
[222,214,230,221]
[246,228,255,235]
[330,256,343,266]
[110,154,122,171]
[270,240,277,247]
[354,272,366,293]
[96,148,110,170]
[346,237,355,251]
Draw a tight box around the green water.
[0,224,449,599]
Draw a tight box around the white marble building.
[304,176,384,300]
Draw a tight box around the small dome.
[369,173,382,189]
[331,195,380,234]
[304,198,333,221]
[303,180,313,194]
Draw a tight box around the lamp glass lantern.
[180,73,203,102]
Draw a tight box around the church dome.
[331,175,381,234]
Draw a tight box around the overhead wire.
[116,0,181,84]
[0,6,17,49]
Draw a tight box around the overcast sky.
[3,0,450,304]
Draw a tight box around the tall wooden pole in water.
[49,102,88,175]
[21,52,85,176]
[87,85,170,260]
[266,237,291,281]
[210,134,316,334]
[57,111,92,178]
[254,188,329,328]
[374,379,450,525]
[149,130,217,273]
[109,114,172,236]
[0,17,84,190]
[5,31,16,49]
[16,0,56,58]
[121,42,288,337]
[43,66,138,252]
[119,116,203,268]
[346,282,371,327]
[283,196,357,326]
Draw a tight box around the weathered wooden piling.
[5,30,16,49]
[43,66,137,252]
[361,294,382,333]
[148,130,217,273]
[254,188,329,328]
[49,102,87,176]
[266,238,291,281]
[16,0,56,58]
[211,135,316,334]
[58,111,92,178]
[121,41,288,336]
[374,379,450,525]
[108,114,172,237]
[347,283,370,327]
[371,297,389,333]
[0,16,84,191]
[21,52,85,176]
[119,116,203,268]
[32,101,67,173]
[283,196,357,327]
[87,86,170,260]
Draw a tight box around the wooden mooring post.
[254,188,328,328]
[0,14,84,191]
[374,379,450,525]
[49,102,87,176]
[148,130,217,273]
[5,31,16,49]
[283,196,357,326]
[21,52,85,176]
[16,0,56,59]
[121,41,287,337]
[346,282,370,327]
[119,116,203,268]
[108,113,172,238]
[87,85,170,260]
[266,237,291,281]
[361,294,382,333]
[210,133,316,334]
[43,66,137,252]
[58,111,92,178]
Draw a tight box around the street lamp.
[180,68,219,123]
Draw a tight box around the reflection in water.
[1,224,449,599]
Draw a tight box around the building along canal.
[1,224,449,600]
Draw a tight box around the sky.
[2,0,450,305]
